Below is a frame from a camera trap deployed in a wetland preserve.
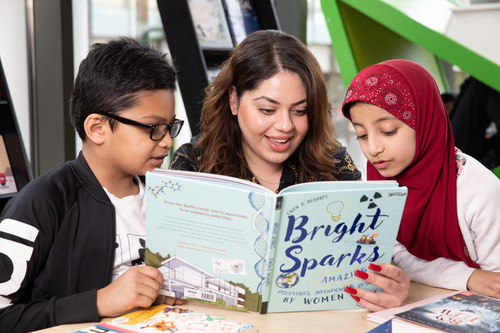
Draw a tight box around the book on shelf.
[74,305,255,333]
[0,135,18,196]
[145,169,408,314]
[392,291,500,332]
[222,0,260,45]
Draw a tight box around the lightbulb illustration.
[327,201,344,222]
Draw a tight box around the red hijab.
[342,59,479,268]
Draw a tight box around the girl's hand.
[467,269,500,299]
[343,263,410,312]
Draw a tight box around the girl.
[342,59,500,299]
[170,30,410,311]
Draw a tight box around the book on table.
[145,169,408,314]
[391,291,500,332]
[74,304,255,332]
[367,291,458,324]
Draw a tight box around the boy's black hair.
[70,37,177,140]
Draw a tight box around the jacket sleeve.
[456,152,500,272]
[0,175,101,331]
[0,290,99,332]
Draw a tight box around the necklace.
[251,169,282,185]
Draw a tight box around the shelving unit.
[0,57,32,214]
[156,0,279,135]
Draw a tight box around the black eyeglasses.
[103,113,184,141]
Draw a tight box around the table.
[33,282,454,333]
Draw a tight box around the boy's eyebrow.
[143,114,176,123]
[253,96,307,106]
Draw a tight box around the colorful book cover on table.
[145,169,407,313]
[394,291,500,332]
[74,305,255,332]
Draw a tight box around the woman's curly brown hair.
[196,30,342,182]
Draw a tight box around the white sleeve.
[457,153,500,272]
[392,241,475,291]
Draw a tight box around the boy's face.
[105,89,176,176]
[349,102,416,178]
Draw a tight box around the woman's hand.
[343,263,410,312]
[467,269,500,299]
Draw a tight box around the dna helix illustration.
[249,192,270,293]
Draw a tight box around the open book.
[145,169,407,313]
[74,305,255,332]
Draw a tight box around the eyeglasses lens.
[169,121,182,138]
[151,120,183,140]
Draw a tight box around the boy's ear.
[84,114,108,145]
[229,86,239,116]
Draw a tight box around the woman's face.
[230,71,309,172]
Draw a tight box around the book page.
[151,169,274,194]
[280,180,399,194]
[146,171,279,312]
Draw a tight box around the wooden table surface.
[33,282,454,333]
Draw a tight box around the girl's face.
[349,102,416,178]
[231,71,309,172]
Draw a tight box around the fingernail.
[344,286,357,295]
[355,270,369,280]
[351,295,360,302]
[369,263,382,272]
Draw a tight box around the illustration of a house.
[158,256,246,308]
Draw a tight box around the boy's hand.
[96,266,163,317]
[343,263,410,312]
[155,294,186,306]
[467,269,500,299]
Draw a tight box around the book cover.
[187,0,234,50]
[0,135,17,196]
[367,319,393,333]
[222,0,260,45]
[368,291,457,324]
[394,291,500,332]
[145,169,407,314]
[74,305,255,333]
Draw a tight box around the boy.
[0,37,184,332]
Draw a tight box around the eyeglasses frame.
[101,113,184,141]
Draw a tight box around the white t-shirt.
[103,178,146,281]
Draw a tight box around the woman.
[170,30,410,310]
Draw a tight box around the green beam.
[322,0,500,92]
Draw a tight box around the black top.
[0,152,115,332]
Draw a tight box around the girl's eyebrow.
[253,96,307,107]
[352,116,398,127]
